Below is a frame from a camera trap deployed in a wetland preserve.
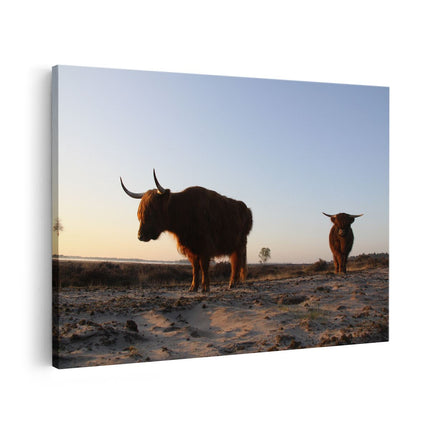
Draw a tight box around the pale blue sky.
[55,65,388,263]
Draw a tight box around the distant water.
[53,255,190,265]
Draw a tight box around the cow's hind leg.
[200,256,210,293]
[239,245,247,282]
[189,255,200,292]
[229,249,244,289]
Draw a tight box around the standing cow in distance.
[323,212,363,274]
[120,170,253,293]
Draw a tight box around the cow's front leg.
[340,255,348,274]
[200,256,210,294]
[333,254,340,273]
[189,255,200,292]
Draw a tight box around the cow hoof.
[189,286,198,292]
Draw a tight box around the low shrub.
[307,259,329,273]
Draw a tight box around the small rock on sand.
[277,294,308,305]
[126,320,138,332]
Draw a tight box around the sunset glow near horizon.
[53,66,388,264]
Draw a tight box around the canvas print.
[52,66,389,369]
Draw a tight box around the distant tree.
[258,247,271,264]
[53,217,63,236]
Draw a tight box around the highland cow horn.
[322,212,334,217]
[153,169,166,195]
[350,214,364,218]
[120,177,144,199]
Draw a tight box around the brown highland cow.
[121,170,253,293]
[323,212,363,274]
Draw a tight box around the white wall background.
[1,1,429,428]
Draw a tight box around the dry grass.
[53,253,388,289]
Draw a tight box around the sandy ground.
[53,267,388,368]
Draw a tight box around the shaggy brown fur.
[323,212,362,274]
[122,175,253,293]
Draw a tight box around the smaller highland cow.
[323,212,363,274]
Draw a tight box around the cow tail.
[245,207,253,235]
[239,207,252,283]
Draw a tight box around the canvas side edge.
[51,66,61,368]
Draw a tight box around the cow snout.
[138,233,151,242]
[138,228,153,242]
[138,226,160,242]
